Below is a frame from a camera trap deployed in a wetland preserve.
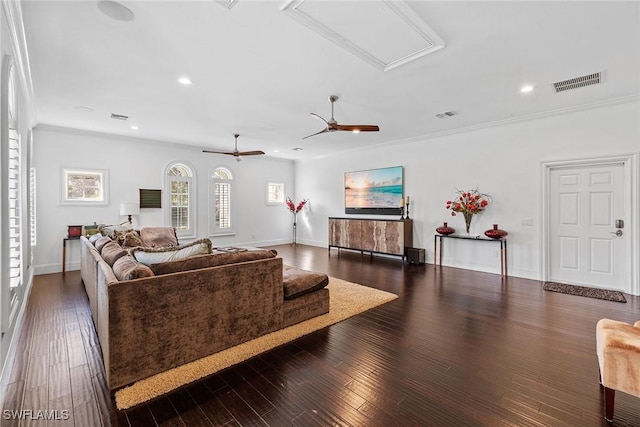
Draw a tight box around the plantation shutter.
[215,182,231,229]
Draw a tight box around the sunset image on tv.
[345,166,403,210]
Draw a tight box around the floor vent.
[553,72,601,93]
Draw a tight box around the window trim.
[266,181,285,206]
[59,167,109,206]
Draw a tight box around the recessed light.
[178,77,192,85]
[273,149,279,153]
[97,1,135,22]
[292,147,303,151]
[131,125,140,130]
[352,129,360,134]
[75,106,94,112]
[520,84,534,93]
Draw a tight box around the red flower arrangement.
[286,197,308,214]
[445,189,490,234]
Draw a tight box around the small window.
[60,168,108,205]
[266,182,285,205]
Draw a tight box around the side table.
[62,236,80,275]
[434,234,508,279]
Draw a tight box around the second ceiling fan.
[303,95,380,139]
[202,133,264,161]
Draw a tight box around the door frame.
[541,153,639,295]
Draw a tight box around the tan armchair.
[596,318,640,422]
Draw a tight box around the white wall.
[32,125,295,274]
[294,100,640,281]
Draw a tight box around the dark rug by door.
[543,281,627,303]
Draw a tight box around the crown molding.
[2,0,36,126]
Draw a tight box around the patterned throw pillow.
[101,242,128,266]
[114,229,145,248]
[88,233,103,244]
[94,236,113,252]
[112,256,154,281]
[129,238,212,266]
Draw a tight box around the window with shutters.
[2,55,22,332]
[166,163,195,237]
[29,167,36,248]
[211,167,234,235]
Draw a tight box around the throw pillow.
[150,248,278,275]
[112,256,155,281]
[88,233,103,244]
[94,236,113,252]
[130,238,212,266]
[101,242,128,266]
[114,229,145,248]
[139,226,178,248]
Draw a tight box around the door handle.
[610,230,623,237]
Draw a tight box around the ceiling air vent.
[435,111,456,119]
[553,72,602,93]
[110,113,129,120]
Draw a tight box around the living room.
[1,1,640,425]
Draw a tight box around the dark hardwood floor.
[2,244,640,426]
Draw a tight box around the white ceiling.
[21,1,640,160]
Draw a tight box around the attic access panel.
[139,189,161,209]
[281,0,446,71]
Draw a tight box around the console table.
[62,236,80,275]
[434,234,508,279]
[329,218,413,261]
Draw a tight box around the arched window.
[211,167,234,235]
[165,162,195,237]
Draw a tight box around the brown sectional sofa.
[80,235,330,390]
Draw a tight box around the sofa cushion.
[94,235,113,252]
[282,265,329,300]
[101,242,128,266]
[88,233,103,244]
[139,226,178,248]
[150,248,278,275]
[130,238,212,266]
[112,256,155,281]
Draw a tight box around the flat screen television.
[345,166,403,215]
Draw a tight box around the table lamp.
[119,203,140,225]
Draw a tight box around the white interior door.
[549,163,627,291]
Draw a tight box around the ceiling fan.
[202,133,265,161]
[303,95,380,139]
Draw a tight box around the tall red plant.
[286,197,308,214]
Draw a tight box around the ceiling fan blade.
[335,124,380,132]
[203,149,235,155]
[238,150,265,156]
[303,127,330,139]
[310,113,329,125]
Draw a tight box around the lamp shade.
[119,203,140,216]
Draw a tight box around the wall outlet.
[522,218,533,226]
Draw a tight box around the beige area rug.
[115,277,397,409]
